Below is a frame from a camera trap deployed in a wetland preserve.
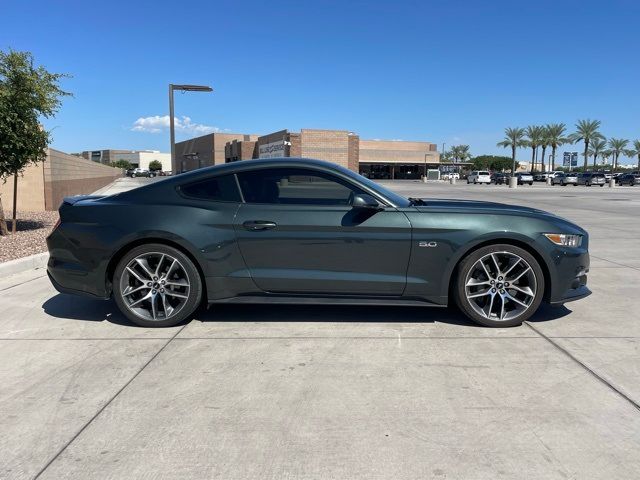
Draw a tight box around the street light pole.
[169,84,213,173]
[169,85,176,172]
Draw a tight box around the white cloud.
[131,115,224,135]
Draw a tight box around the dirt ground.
[0,211,59,263]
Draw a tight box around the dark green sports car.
[47,158,590,328]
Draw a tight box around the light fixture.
[543,233,582,247]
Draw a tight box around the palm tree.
[449,145,471,163]
[545,123,568,170]
[608,138,629,171]
[625,140,640,172]
[525,125,544,172]
[539,129,550,172]
[600,149,612,167]
[497,127,527,173]
[568,119,604,169]
[587,137,607,170]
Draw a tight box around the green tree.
[545,123,568,170]
[525,125,544,172]
[607,138,628,171]
[440,150,453,163]
[471,157,490,170]
[112,159,132,170]
[0,49,70,234]
[497,127,527,173]
[148,159,163,171]
[625,140,640,172]
[568,119,604,170]
[472,155,516,172]
[587,137,607,170]
[449,145,471,163]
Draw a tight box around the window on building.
[237,168,364,206]
[179,174,241,202]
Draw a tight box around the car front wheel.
[454,244,544,327]
[113,244,203,327]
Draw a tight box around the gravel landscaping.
[0,211,59,263]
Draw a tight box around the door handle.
[243,220,277,231]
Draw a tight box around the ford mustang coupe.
[47,158,590,328]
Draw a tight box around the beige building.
[81,149,170,171]
[0,149,122,212]
[81,149,133,165]
[359,139,439,179]
[180,128,440,179]
[174,133,259,172]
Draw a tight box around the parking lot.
[1,179,639,479]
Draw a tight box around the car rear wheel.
[454,244,544,327]
[113,244,203,327]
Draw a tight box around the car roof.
[149,158,351,188]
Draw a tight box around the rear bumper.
[47,260,110,299]
[46,228,111,299]
[47,270,109,299]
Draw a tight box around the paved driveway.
[1,180,639,479]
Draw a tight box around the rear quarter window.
[179,174,241,202]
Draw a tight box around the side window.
[180,174,241,202]
[237,168,365,206]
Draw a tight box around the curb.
[0,252,49,278]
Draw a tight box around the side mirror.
[351,193,381,210]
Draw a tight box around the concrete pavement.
[1,180,639,479]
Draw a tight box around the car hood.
[411,198,586,233]
[412,198,551,216]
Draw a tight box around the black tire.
[113,243,203,327]
[453,244,545,327]
[528,182,533,186]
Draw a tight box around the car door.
[233,166,412,296]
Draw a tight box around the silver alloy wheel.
[119,252,190,322]
[464,251,537,322]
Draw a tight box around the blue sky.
[2,0,639,161]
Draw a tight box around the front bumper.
[547,245,591,305]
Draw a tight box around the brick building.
[176,128,440,179]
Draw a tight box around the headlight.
[544,233,582,247]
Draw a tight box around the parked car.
[514,172,534,185]
[491,173,510,185]
[617,173,640,186]
[552,172,578,186]
[46,158,590,328]
[127,168,157,178]
[467,171,491,184]
[533,172,547,181]
[577,172,606,187]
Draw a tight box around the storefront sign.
[259,141,285,158]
